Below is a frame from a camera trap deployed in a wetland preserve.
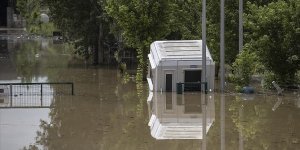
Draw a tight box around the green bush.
[262,70,300,89]
[230,49,262,89]
[261,71,277,89]
[296,71,300,85]
[244,1,300,85]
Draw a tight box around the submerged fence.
[0,82,74,96]
[0,82,74,108]
[0,95,54,108]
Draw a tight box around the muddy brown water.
[0,38,300,150]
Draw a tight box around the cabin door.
[165,74,173,92]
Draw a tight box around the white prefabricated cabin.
[147,40,215,92]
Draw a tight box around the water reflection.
[0,37,18,81]
[220,94,225,150]
[0,82,72,108]
[0,108,50,150]
[0,34,71,83]
[0,36,71,149]
[0,95,53,108]
[227,94,300,150]
[1,35,300,149]
[147,92,215,140]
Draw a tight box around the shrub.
[230,49,262,89]
[261,71,277,89]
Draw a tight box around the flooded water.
[0,36,300,150]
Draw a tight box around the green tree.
[206,0,282,76]
[244,0,300,84]
[105,0,173,80]
[205,1,240,65]
[45,0,112,64]
[165,0,202,40]
[230,49,262,88]
[16,0,40,32]
[16,0,55,36]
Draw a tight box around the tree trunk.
[93,23,104,65]
[142,49,148,81]
[93,37,99,65]
[98,22,104,64]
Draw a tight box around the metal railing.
[0,82,74,96]
[0,82,74,109]
[176,82,208,94]
[0,95,54,109]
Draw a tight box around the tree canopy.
[16,0,55,35]
[105,0,174,80]
[44,0,114,64]
[244,0,300,83]
[18,0,300,85]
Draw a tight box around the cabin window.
[184,70,201,91]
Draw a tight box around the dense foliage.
[46,0,106,64]
[17,0,300,86]
[230,49,262,88]
[244,0,300,84]
[106,0,173,80]
[16,0,55,36]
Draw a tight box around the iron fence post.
[9,84,12,97]
[205,82,208,94]
[10,84,12,106]
[71,83,74,95]
[41,84,43,98]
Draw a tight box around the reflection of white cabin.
[147,40,215,92]
[148,92,215,139]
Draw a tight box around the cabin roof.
[149,40,214,68]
